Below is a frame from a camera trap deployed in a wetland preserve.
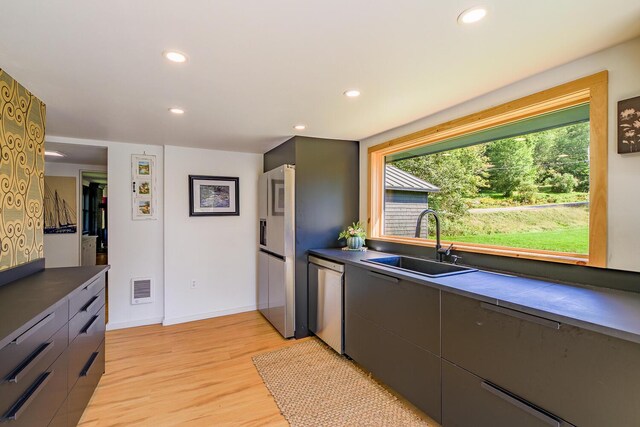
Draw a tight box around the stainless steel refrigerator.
[258,164,295,338]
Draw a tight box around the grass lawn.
[430,207,589,254]
[443,226,588,254]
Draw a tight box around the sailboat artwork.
[44,176,78,234]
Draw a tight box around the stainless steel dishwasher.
[308,256,345,354]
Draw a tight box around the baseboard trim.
[162,305,257,326]
[106,316,164,331]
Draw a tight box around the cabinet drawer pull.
[81,315,99,334]
[367,271,399,283]
[83,278,100,293]
[7,341,54,383]
[481,381,560,427]
[11,313,55,346]
[480,303,560,330]
[80,351,100,377]
[83,295,100,313]
[3,371,53,421]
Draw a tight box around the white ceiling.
[1,1,639,153]
[45,142,107,166]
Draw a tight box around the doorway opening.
[81,171,108,266]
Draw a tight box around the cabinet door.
[442,291,640,427]
[345,311,441,422]
[345,264,439,354]
[442,360,573,427]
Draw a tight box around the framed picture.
[137,200,152,217]
[271,179,285,216]
[189,175,240,216]
[618,95,640,154]
[44,176,77,234]
[137,159,151,176]
[131,154,157,220]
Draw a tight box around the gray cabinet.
[442,291,640,427]
[442,360,574,427]
[345,264,440,354]
[0,269,107,427]
[344,264,441,421]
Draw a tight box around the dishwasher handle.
[309,256,344,273]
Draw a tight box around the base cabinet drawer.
[68,340,105,427]
[442,361,573,427]
[0,325,68,413]
[345,265,440,354]
[69,276,105,320]
[0,301,68,381]
[442,292,640,427]
[69,288,105,341]
[0,350,68,427]
[346,311,441,422]
[68,307,105,392]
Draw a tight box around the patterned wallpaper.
[0,69,46,271]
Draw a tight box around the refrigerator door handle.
[259,219,267,246]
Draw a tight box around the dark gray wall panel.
[263,137,296,172]
[294,137,358,338]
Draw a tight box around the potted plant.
[339,221,367,250]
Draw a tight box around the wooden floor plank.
[79,311,302,427]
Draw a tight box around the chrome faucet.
[415,209,453,262]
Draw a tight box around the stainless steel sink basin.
[363,256,476,278]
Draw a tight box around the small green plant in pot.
[339,222,367,249]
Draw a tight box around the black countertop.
[309,249,640,345]
[0,265,110,349]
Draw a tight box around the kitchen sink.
[363,256,477,278]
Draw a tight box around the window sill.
[371,235,589,266]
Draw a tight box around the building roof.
[385,165,440,193]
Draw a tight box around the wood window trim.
[368,71,608,267]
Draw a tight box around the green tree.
[393,145,488,218]
[486,138,537,197]
[526,122,590,191]
[552,123,590,191]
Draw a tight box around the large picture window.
[368,72,608,266]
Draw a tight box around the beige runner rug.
[252,338,433,426]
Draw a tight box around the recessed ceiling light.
[44,150,65,157]
[344,89,361,98]
[293,124,306,131]
[457,6,487,24]
[169,107,185,115]
[163,50,188,63]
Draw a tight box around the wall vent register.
[131,278,153,304]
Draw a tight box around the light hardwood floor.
[79,311,305,427]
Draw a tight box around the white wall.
[163,145,262,325]
[43,162,107,268]
[360,36,640,272]
[46,136,165,330]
